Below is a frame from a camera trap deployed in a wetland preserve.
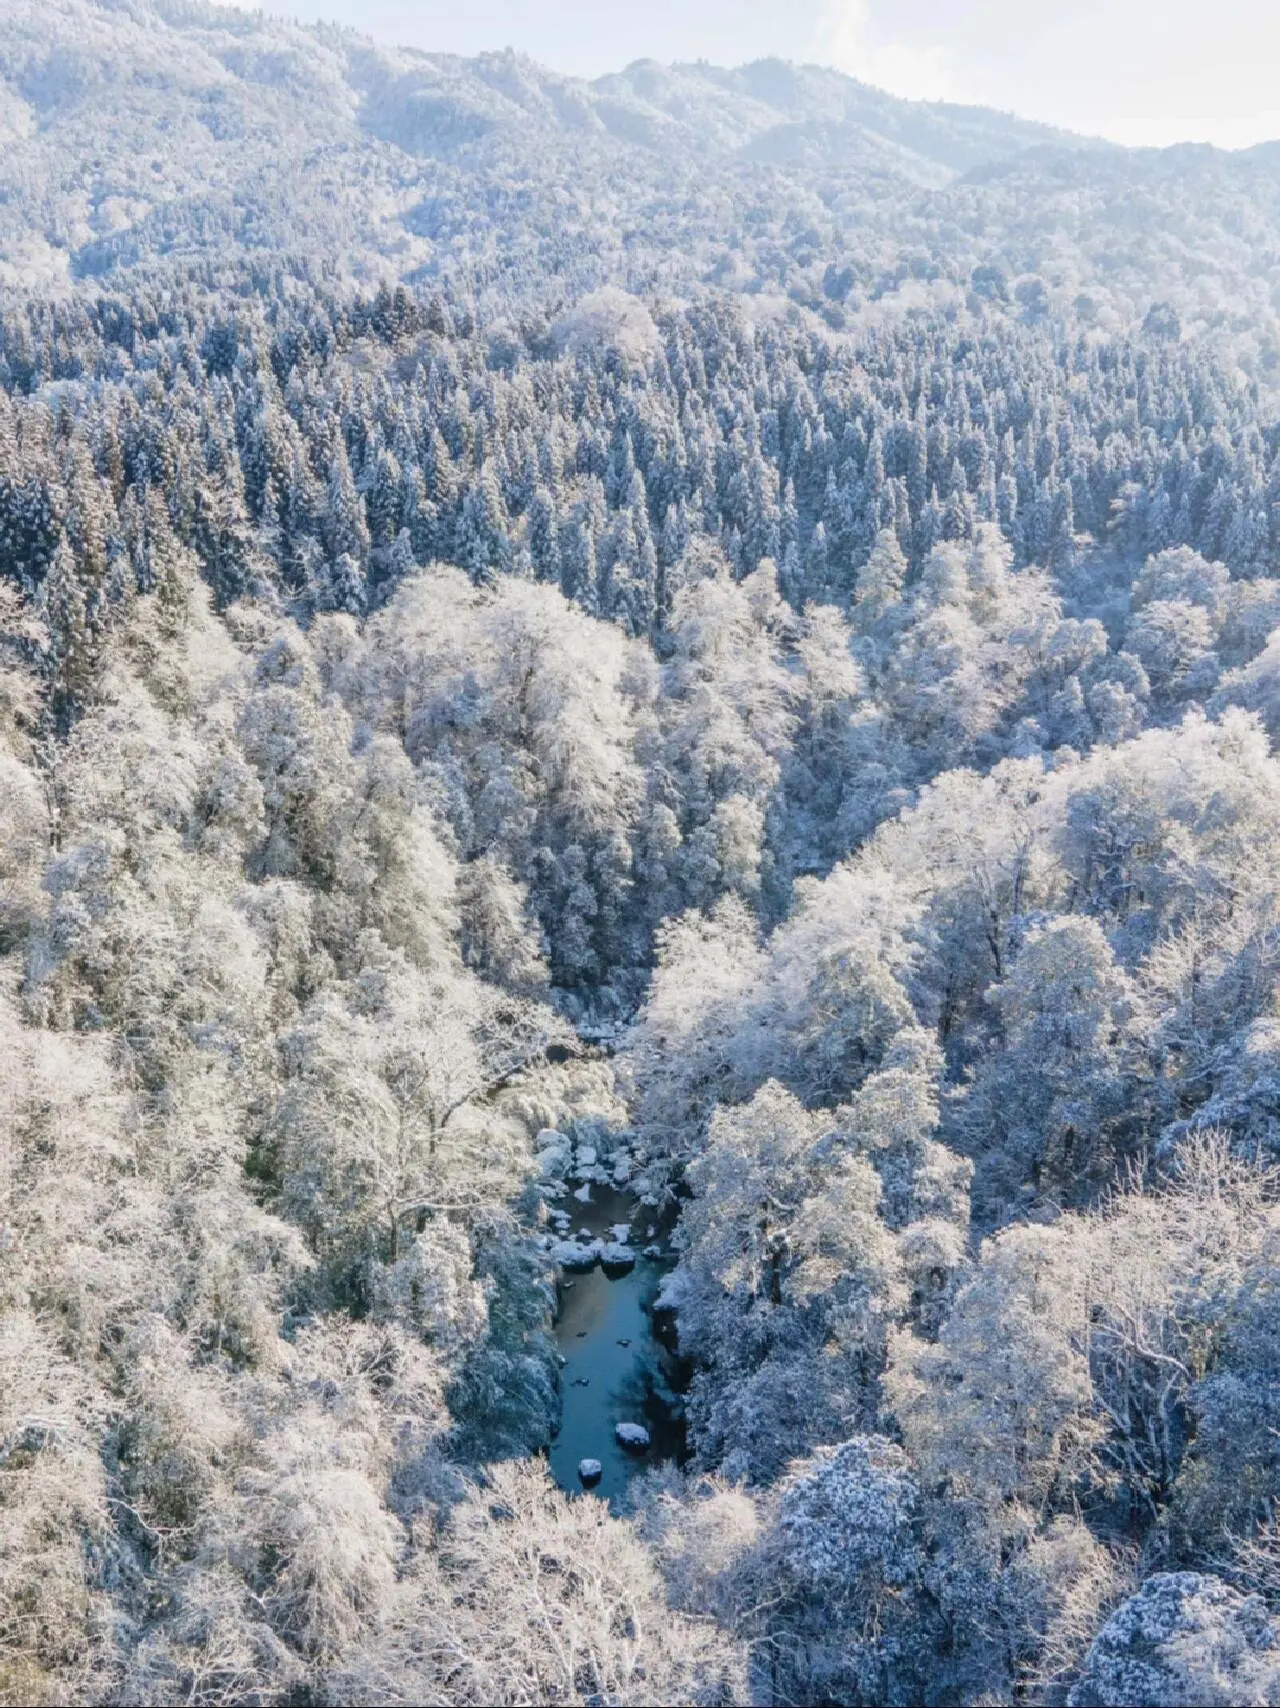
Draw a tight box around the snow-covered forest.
[8,2,1280,1704]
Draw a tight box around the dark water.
[547,1182,686,1507]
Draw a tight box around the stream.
[545,1178,688,1507]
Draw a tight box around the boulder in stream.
[600,1241,636,1272]
[615,1422,651,1452]
[578,1458,603,1486]
[653,1270,689,1315]
[534,1130,571,1178]
[553,1239,601,1271]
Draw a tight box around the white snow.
[552,1239,601,1271]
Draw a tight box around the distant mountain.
[589,57,1088,172]
[0,0,1082,285]
[2,0,1280,379]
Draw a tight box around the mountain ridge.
[0,0,1148,294]
[3,0,1280,386]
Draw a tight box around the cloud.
[814,0,960,103]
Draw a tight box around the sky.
[257,0,1280,150]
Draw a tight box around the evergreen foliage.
[7,6,1280,1703]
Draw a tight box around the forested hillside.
[7,4,1280,1706]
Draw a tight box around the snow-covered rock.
[578,1020,622,1046]
[553,1239,601,1271]
[535,1141,570,1179]
[610,1224,630,1243]
[643,1243,664,1260]
[572,1181,592,1203]
[575,1144,598,1170]
[653,1271,689,1314]
[615,1421,651,1451]
[600,1242,636,1271]
[534,1128,570,1169]
[577,1458,603,1485]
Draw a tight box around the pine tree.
[324,444,371,568]
[40,536,93,723]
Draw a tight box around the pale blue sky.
[256,0,1280,150]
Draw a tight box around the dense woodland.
[9,4,1280,1706]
